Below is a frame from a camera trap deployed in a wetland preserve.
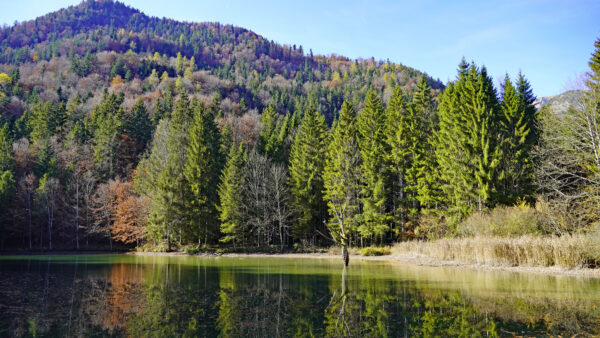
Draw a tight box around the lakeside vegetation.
[0,1,600,269]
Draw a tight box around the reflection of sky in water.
[0,254,598,336]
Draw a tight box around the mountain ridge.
[0,0,443,122]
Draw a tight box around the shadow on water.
[0,255,599,336]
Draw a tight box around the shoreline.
[2,250,599,278]
[129,251,600,278]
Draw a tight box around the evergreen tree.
[288,109,328,243]
[29,101,66,142]
[220,122,234,160]
[385,85,425,237]
[126,98,153,156]
[218,143,246,247]
[90,93,124,179]
[411,78,442,219]
[499,74,537,204]
[357,89,388,242]
[0,123,15,243]
[184,102,222,245]
[435,61,503,218]
[142,95,191,250]
[323,102,361,265]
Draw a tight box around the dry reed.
[392,235,595,268]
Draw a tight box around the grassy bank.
[392,235,598,269]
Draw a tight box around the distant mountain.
[0,0,443,123]
[534,90,582,115]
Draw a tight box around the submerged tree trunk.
[342,245,349,267]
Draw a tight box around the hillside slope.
[0,0,443,123]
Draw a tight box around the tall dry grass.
[392,235,596,268]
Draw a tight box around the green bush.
[136,242,169,252]
[361,247,391,256]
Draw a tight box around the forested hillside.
[1,1,599,257]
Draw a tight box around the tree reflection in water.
[0,255,599,337]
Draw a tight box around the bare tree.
[535,73,600,232]
[36,175,59,250]
[18,173,36,250]
[269,163,292,250]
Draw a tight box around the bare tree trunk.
[75,182,79,250]
[342,245,349,267]
[27,194,32,250]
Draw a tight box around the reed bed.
[392,235,596,268]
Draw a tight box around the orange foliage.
[111,75,124,86]
[109,179,148,245]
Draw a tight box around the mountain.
[534,90,582,115]
[0,0,443,124]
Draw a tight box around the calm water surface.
[1,254,600,337]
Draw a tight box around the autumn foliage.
[109,178,148,245]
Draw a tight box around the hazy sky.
[2,0,599,97]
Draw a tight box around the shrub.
[361,247,391,256]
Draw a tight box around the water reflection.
[0,255,599,336]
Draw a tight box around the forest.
[1,1,600,261]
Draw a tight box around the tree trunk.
[342,245,349,267]
[75,183,79,250]
[27,194,32,250]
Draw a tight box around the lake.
[0,254,599,336]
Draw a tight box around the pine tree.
[357,89,388,242]
[323,102,361,265]
[288,109,328,243]
[499,74,537,204]
[184,102,222,245]
[411,78,442,220]
[385,85,426,237]
[218,143,246,247]
[90,93,124,179]
[142,95,191,250]
[436,61,503,218]
[126,98,153,156]
[0,123,15,240]
[29,101,66,142]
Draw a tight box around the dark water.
[1,255,600,337]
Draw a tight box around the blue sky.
[2,0,599,97]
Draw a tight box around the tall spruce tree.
[385,85,425,237]
[357,89,388,242]
[90,92,124,179]
[436,61,503,218]
[0,123,15,244]
[288,109,328,244]
[412,77,442,221]
[499,74,537,204]
[218,143,246,247]
[143,95,191,250]
[126,98,153,157]
[184,102,222,245]
[323,102,361,265]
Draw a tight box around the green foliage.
[90,93,124,179]
[218,143,246,245]
[435,61,503,218]
[141,96,191,250]
[126,98,152,156]
[288,109,328,242]
[323,102,362,247]
[257,105,292,163]
[28,101,67,142]
[184,102,222,244]
[360,246,391,256]
[357,89,389,240]
[498,74,537,204]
